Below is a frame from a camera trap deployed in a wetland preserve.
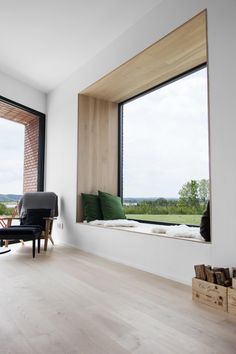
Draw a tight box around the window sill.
[78,222,209,244]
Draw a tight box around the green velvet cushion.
[81,193,103,222]
[98,191,126,220]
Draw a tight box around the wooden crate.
[192,278,228,312]
[228,287,236,315]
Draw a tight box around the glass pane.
[0,118,24,215]
[122,67,209,226]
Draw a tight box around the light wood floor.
[1,243,236,354]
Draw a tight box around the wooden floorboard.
[1,243,236,354]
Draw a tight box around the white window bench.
[80,221,207,244]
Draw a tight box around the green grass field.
[126,214,201,225]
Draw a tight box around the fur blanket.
[87,219,140,227]
[152,224,204,240]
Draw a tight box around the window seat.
[80,221,207,244]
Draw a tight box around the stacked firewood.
[194,264,236,287]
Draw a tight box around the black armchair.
[0,192,58,257]
[18,192,58,251]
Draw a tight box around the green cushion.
[98,191,126,220]
[81,193,103,222]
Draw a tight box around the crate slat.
[192,278,228,312]
[228,287,236,315]
[232,278,236,289]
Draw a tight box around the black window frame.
[118,63,208,227]
[0,95,45,191]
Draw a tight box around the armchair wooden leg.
[44,219,51,251]
[4,240,9,247]
[49,236,54,245]
[44,235,48,251]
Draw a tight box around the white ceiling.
[0,0,161,93]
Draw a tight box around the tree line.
[124,179,209,215]
[0,203,15,216]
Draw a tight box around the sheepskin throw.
[152,224,204,241]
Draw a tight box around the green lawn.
[126,214,201,225]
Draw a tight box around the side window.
[0,98,45,210]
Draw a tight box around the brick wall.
[23,118,39,192]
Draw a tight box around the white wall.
[0,70,46,113]
[46,0,236,285]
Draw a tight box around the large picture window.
[120,66,209,226]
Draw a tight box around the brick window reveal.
[23,118,39,192]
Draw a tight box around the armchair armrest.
[43,217,57,221]
[0,216,20,227]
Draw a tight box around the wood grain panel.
[77,94,118,221]
[228,287,236,315]
[192,278,228,312]
[81,11,207,103]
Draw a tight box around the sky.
[0,118,24,195]
[123,67,209,198]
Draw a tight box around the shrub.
[0,203,7,215]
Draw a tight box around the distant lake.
[5,202,17,208]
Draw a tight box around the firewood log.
[215,271,226,286]
[194,264,206,280]
[205,268,215,283]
